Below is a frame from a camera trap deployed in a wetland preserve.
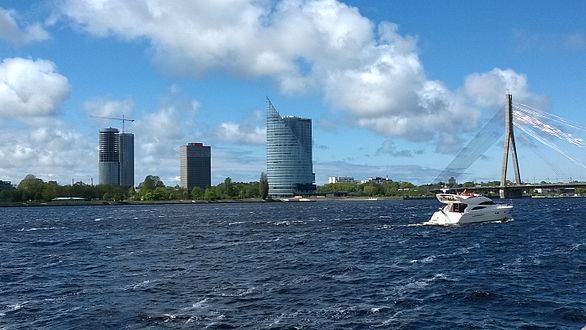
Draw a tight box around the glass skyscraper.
[266,99,315,197]
[118,133,134,187]
[99,128,120,186]
[98,128,134,187]
[180,143,211,191]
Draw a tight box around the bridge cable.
[434,107,504,183]
[513,122,586,169]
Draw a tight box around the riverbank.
[0,196,438,207]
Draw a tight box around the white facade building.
[328,176,356,184]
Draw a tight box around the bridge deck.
[457,183,586,191]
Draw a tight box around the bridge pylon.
[500,94,522,198]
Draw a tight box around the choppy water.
[1,199,585,329]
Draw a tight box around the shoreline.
[3,194,580,207]
[0,196,429,207]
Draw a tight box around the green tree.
[243,182,259,198]
[17,174,45,201]
[224,177,235,198]
[363,183,383,196]
[102,192,113,201]
[152,186,167,200]
[204,186,219,201]
[41,181,59,201]
[191,186,203,200]
[259,172,269,200]
[139,175,165,191]
[138,175,165,200]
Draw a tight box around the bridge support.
[500,94,522,198]
[499,187,523,199]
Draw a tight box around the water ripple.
[0,199,584,328]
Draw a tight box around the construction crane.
[90,115,135,132]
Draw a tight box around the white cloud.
[513,30,586,52]
[84,97,134,117]
[314,160,438,184]
[213,122,266,145]
[211,147,266,183]
[376,140,422,158]
[0,8,50,44]
[0,118,95,184]
[463,68,543,108]
[132,89,201,185]
[0,57,70,117]
[564,33,586,50]
[59,1,543,153]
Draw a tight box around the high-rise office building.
[98,128,134,187]
[99,128,120,186]
[266,99,315,197]
[118,133,134,187]
[180,143,211,191]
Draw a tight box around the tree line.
[7,174,571,203]
[317,180,429,197]
[0,173,269,203]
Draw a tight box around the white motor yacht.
[426,192,512,225]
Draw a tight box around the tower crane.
[90,114,135,132]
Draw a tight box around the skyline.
[1,1,586,186]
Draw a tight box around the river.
[1,199,585,328]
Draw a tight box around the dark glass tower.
[180,143,211,191]
[119,133,134,187]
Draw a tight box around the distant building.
[361,177,390,184]
[328,176,355,184]
[180,143,211,191]
[266,99,315,197]
[98,128,134,186]
[119,133,134,187]
[99,128,120,186]
[0,180,13,191]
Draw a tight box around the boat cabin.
[450,203,467,213]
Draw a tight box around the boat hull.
[427,205,512,225]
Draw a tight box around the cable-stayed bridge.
[436,94,586,198]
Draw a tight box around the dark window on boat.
[479,201,495,205]
[452,203,467,213]
[472,206,486,210]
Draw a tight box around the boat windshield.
[451,203,467,213]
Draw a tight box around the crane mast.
[90,114,135,132]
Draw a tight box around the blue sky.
[1,0,585,186]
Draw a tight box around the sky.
[1,0,586,186]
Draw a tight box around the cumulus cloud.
[211,147,266,183]
[131,90,201,184]
[314,160,437,184]
[376,140,423,158]
[0,8,50,44]
[213,122,266,145]
[463,68,544,108]
[0,57,70,117]
[83,97,134,117]
[0,118,95,183]
[514,30,586,52]
[59,0,543,152]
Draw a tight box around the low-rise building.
[328,176,356,184]
[361,177,390,184]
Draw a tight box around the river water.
[1,199,585,329]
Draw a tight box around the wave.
[17,227,64,232]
